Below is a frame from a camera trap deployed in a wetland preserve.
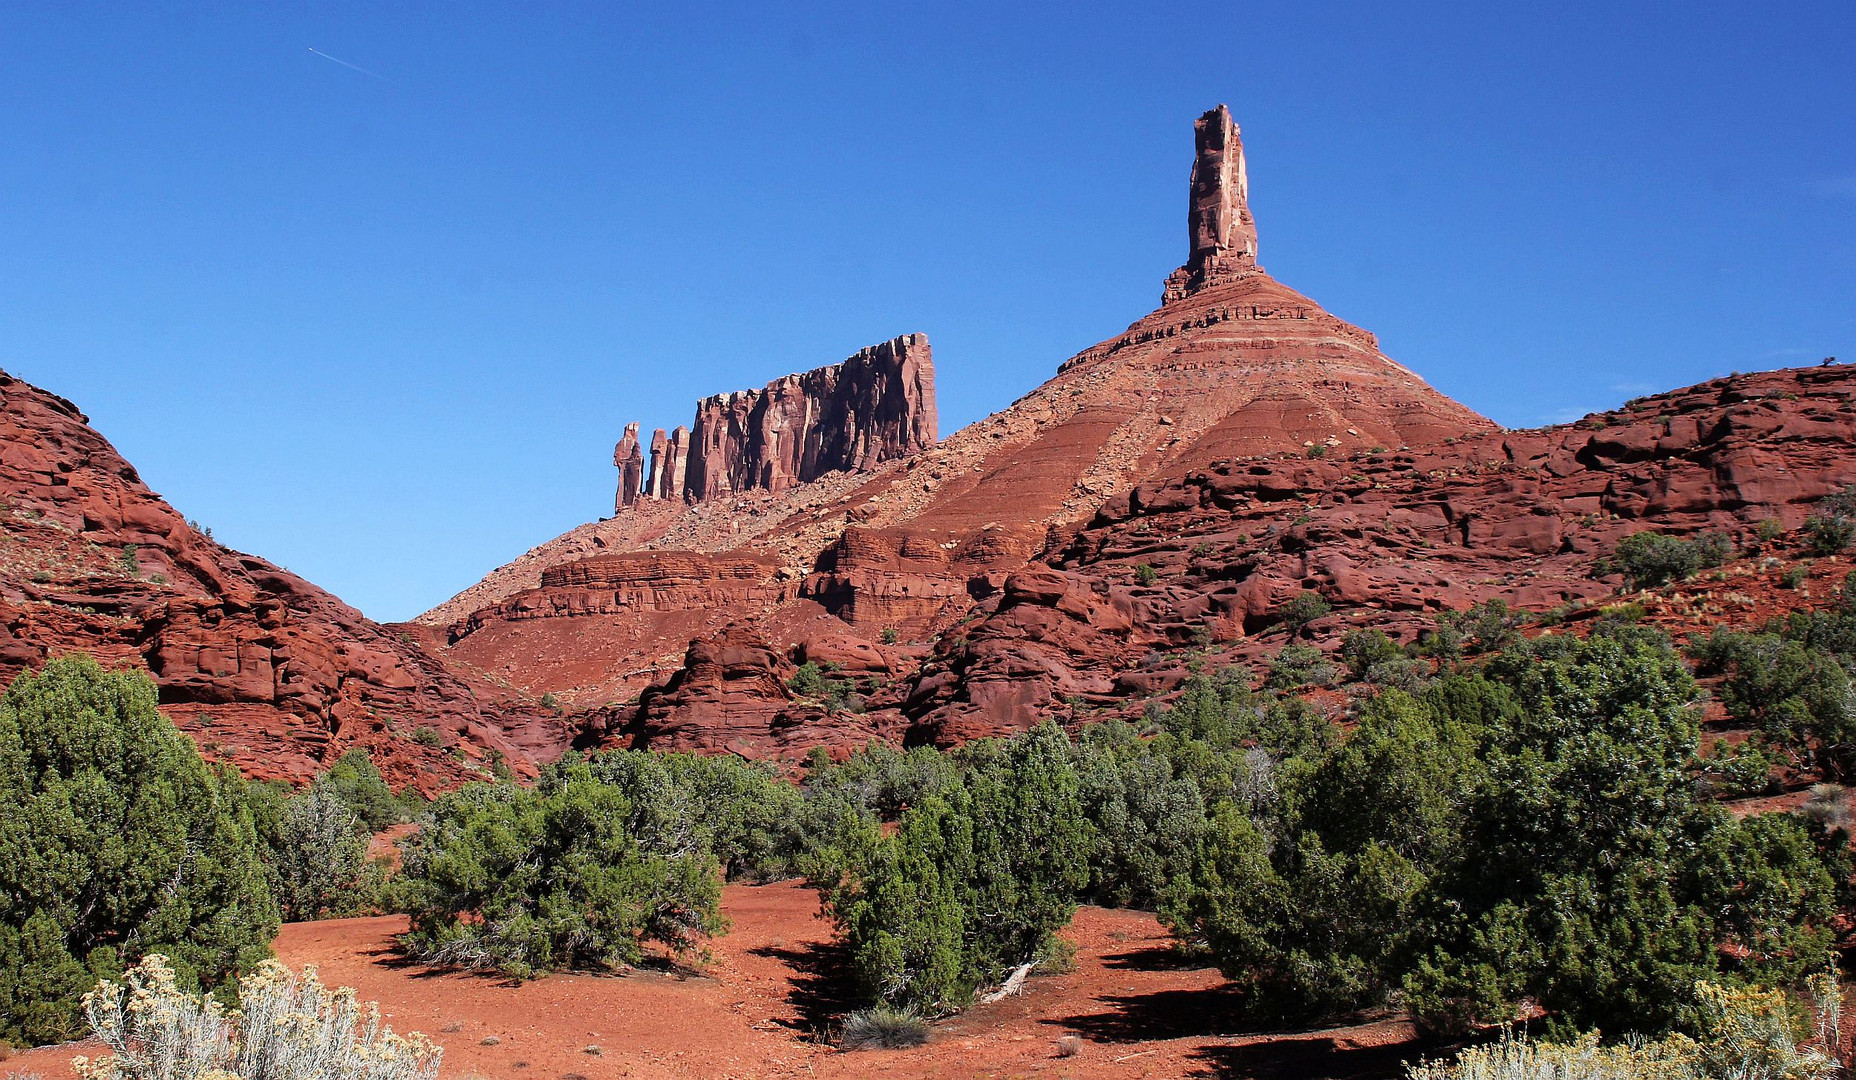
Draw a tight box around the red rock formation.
[650,425,690,500]
[613,422,645,512]
[422,105,1498,760]
[892,364,1856,743]
[1164,104,1259,303]
[683,334,937,501]
[616,622,893,758]
[440,550,796,708]
[0,370,570,793]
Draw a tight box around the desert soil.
[9,881,1423,1080]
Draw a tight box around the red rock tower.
[613,422,644,512]
[1164,104,1262,303]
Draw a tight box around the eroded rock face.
[440,550,796,708]
[685,334,938,500]
[650,426,690,500]
[890,364,1856,742]
[613,423,645,512]
[1165,104,1259,303]
[421,105,1498,751]
[611,335,937,509]
[613,622,891,758]
[0,370,570,793]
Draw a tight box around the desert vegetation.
[73,953,439,1080]
[5,601,1855,1061]
[0,655,278,1046]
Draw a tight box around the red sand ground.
[10,881,1423,1080]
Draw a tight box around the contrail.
[308,47,390,82]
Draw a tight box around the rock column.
[613,422,644,512]
[1164,104,1262,302]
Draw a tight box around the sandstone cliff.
[611,333,937,506]
[0,371,571,792]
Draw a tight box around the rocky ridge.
[0,371,570,792]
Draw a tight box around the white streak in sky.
[308,47,390,82]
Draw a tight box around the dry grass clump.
[71,955,441,1080]
[839,1006,929,1051]
[1408,978,1845,1080]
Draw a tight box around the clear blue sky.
[2,3,1851,621]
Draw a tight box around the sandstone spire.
[654,425,690,500]
[613,422,644,512]
[1164,104,1262,303]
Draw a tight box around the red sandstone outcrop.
[888,364,1856,742]
[440,550,797,708]
[650,426,690,500]
[0,370,572,793]
[1164,104,1260,303]
[607,334,937,511]
[614,422,645,511]
[685,333,937,500]
[417,105,1498,752]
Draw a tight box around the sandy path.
[9,881,1422,1079]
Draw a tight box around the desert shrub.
[1695,739,1779,799]
[1133,563,1157,586]
[1698,631,1856,778]
[1163,635,1845,1034]
[1364,656,1433,693]
[0,656,278,1047]
[1150,669,1332,762]
[1803,516,1854,556]
[1339,629,1403,681]
[838,1005,929,1050]
[1265,643,1337,689]
[1602,531,1734,589]
[408,727,441,748]
[1439,599,1526,655]
[787,661,857,712]
[398,761,724,978]
[318,749,404,832]
[1803,487,1856,556]
[822,723,1089,1014]
[880,627,901,645]
[268,782,389,921]
[1277,591,1331,633]
[1072,721,1207,908]
[588,749,807,882]
[74,954,440,1080]
[1406,977,1844,1080]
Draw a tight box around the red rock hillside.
[0,371,571,792]
[421,105,1493,729]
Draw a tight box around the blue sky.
[2,3,1851,621]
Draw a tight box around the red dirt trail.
[10,882,1422,1079]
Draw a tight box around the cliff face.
[620,333,937,507]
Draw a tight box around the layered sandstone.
[1164,104,1260,303]
[613,334,937,507]
[420,105,1498,754]
[0,370,571,793]
[900,364,1856,743]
